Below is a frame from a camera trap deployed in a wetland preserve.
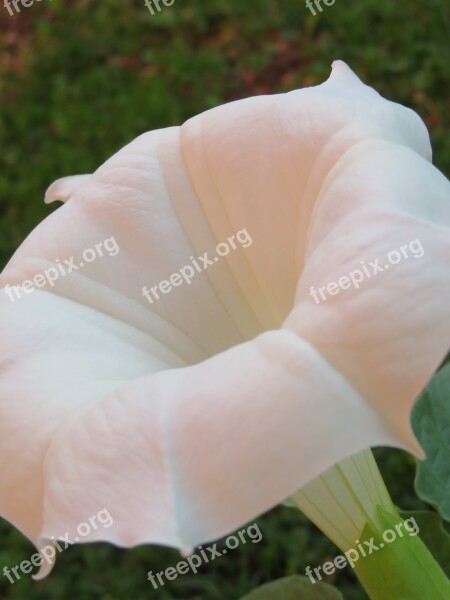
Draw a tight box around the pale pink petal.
[285,140,450,452]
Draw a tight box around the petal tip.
[329,60,362,85]
[32,543,57,581]
[44,174,91,205]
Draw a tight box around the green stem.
[290,449,450,600]
[354,506,450,600]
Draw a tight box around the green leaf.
[399,510,450,578]
[412,362,450,521]
[239,575,344,599]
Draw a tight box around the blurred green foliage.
[0,0,448,598]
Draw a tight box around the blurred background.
[0,0,448,598]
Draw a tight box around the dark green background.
[0,0,448,598]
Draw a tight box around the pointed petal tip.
[44,174,91,205]
[329,60,363,84]
[32,544,57,581]
[411,440,426,461]
[331,59,349,70]
[398,426,426,461]
[43,193,59,205]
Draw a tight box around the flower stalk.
[291,449,450,599]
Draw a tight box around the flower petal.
[284,139,450,452]
[39,328,396,549]
[0,289,188,544]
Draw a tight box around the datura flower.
[0,61,449,578]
